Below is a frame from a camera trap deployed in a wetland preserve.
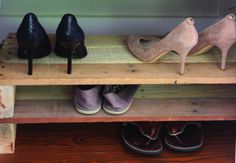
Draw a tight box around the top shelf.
[0,33,236,85]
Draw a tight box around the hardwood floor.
[0,122,235,163]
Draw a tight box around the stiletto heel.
[28,52,33,75]
[55,14,87,74]
[174,47,192,75]
[17,13,51,75]
[19,41,40,75]
[60,42,80,74]
[26,41,40,75]
[190,14,236,70]
[179,53,188,75]
[217,41,236,70]
[128,17,198,75]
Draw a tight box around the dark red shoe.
[164,122,204,152]
[121,122,163,155]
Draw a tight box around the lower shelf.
[0,98,236,123]
[0,122,235,162]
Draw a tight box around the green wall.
[0,0,225,41]
[0,0,222,17]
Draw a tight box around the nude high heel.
[128,17,198,75]
[189,14,236,70]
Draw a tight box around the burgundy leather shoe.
[164,122,204,152]
[121,122,163,155]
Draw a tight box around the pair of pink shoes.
[128,14,236,75]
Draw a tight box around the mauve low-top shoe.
[103,85,139,115]
[74,85,103,115]
[164,122,204,152]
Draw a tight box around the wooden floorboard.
[0,122,235,163]
[0,98,236,123]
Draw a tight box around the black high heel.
[55,14,87,74]
[16,13,51,75]
[60,41,81,74]
[19,41,40,75]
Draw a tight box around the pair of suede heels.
[74,85,139,115]
[128,14,236,75]
[17,13,87,75]
[122,122,203,155]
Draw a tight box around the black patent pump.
[55,14,87,74]
[16,13,51,75]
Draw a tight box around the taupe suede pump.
[190,13,236,70]
[128,18,198,75]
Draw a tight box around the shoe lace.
[104,85,124,94]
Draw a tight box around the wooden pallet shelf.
[0,34,236,85]
[0,33,236,154]
[0,98,235,124]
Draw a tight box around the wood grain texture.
[0,86,15,118]
[0,122,235,162]
[0,123,16,154]
[1,34,236,85]
[0,98,236,123]
[3,34,236,64]
[15,84,236,100]
[0,63,236,85]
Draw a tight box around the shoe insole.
[192,45,214,56]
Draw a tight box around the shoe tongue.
[166,122,188,135]
[138,122,161,140]
[104,85,124,94]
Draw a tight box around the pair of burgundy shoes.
[122,122,203,155]
[74,85,139,115]
[17,13,87,75]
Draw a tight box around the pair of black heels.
[17,13,87,75]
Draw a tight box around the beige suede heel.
[128,17,198,75]
[190,13,236,70]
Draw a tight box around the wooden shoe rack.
[0,33,236,154]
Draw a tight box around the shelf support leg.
[0,86,15,118]
[0,86,16,153]
[0,123,16,154]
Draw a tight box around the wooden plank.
[1,34,236,85]
[0,98,236,123]
[0,63,236,85]
[15,85,236,100]
[0,86,15,118]
[0,123,16,154]
[1,122,235,162]
[2,34,236,64]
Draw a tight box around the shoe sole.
[75,104,101,115]
[103,99,133,115]
[164,137,204,152]
[121,129,163,155]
